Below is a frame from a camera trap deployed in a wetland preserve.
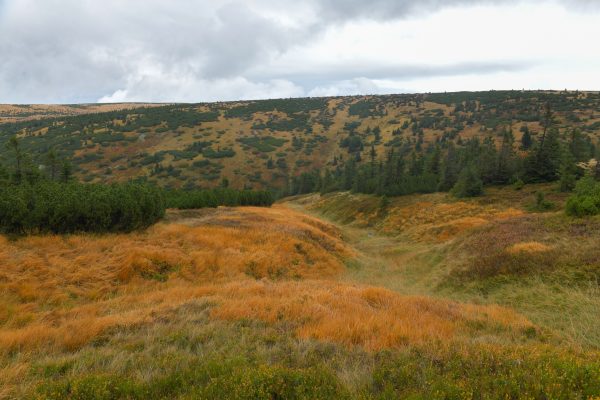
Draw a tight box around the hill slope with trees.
[1,91,599,195]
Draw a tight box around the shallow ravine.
[283,193,600,350]
[283,199,452,297]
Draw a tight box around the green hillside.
[1,91,599,192]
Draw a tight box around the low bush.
[165,188,274,209]
[36,359,347,400]
[0,182,165,234]
[566,177,600,217]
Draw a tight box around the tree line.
[165,188,274,209]
[0,136,274,234]
[287,104,597,199]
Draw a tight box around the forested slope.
[1,91,599,192]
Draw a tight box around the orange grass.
[0,203,533,354]
[506,241,552,255]
[0,206,351,352]
[382,201,523,242]
[209,280,535,351]
[304,191,525,243]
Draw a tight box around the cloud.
[314,0,598,20]
[0,0,311,103]
[0,0,598,103]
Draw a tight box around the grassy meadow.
[0,184,598,399]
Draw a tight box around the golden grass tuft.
[506,241,552,255]
[209,280,534,351]
[0,206,351,353]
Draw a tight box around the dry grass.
[507,241,552,255]
[304,191,525,242]
[0,203,549,398]
[209,280,535,351]
[0,103,162,124]
[1,197,599,398]
[0,206,351,354]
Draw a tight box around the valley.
[1,185,598,399]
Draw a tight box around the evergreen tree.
[373,126,381,143]
[452,164,483,198]
[61,160,73,183]
[478,136,497,184]
[369,145,377,177]
[559,149,577,192]
[568,128,588,162]
[592,160,600,182]
[6,136,23,183]
[342,158,356,190]
[439,142,460,191]
[520,126,533,150]
[46,149,59,181]
[425,145,441,176]
[496,127,516,184]
[524,128,562,183]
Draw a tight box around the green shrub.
[165,188,274,209]
[36,360,347,400]
[451,165,483,198]
[530,191,555,212]
[566,176,600,216]
[0,182,165,234]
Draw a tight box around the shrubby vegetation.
[0,136,274,234]
[165,188,274,209]
[287,102,596,202]
[0,181,165,234]
[566,176,600,216]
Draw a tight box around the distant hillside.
[1,91,599,190]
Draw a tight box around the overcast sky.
[0,0,599,104]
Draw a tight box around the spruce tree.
[496,127,516,184]
[520,126,533,150]
[452,164,483,198]
[439,142,460,191]
[524,128,562,183]
[478,136,497,184]
[559,149,577,192]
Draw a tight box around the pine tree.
[496,127,516,184]
[568,128,588,162]
[520,126,533,150]
[342,158,356,190]
[524,128,562,183]
[478,136,497,184]
[425,145,441,176]
[6,136,23,183]
[439,142,460,191]
[452,164,483,198]
[559,149,577,192]
[61,160,73,183]
[369,145,377,177]
[46,149,59,181]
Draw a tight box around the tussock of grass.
[0,206,350,356]
[306,191,524,242]
[290,187,600,350]
[209,280,536,351]
[506,241,552,254]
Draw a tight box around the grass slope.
[0,186,599,398]
[1,91,600,190]
[287,183,600,349]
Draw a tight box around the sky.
[0,0,599,104]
